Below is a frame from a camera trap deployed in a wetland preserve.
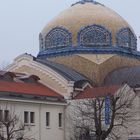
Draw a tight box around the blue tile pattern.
[116,28,137,50]
[77,25,112,47]
[38,25,139,60]
[37,45,140,59]
[44,27,72,50]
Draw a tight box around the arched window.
[45,27,72,49]
[78,25,112,46]
[116,28,137,50]
[39,33,44,51]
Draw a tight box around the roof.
[74,85,121,99]
[36,59,90,83]
[104,66,140,87]
[0,71,16,77]
[41,2,132,46]
[0,71,65,103]
[0,80,63,98]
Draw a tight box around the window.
[24,111,35,124]
[78,25,112,47]
[30,112,35,124]
[0,110,9,122]
[45,27,72,49]
[116,27,137,50]
[46,112,50,127]
[24,111,29,123]
[58,113,62,127]
[0,110,3,121]
[4,110,9,122]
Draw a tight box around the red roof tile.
[74,85,121,99]
[0,80,62,97]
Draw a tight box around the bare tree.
[0,111,34,140]
[69,84,137,140]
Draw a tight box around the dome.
[38,0,137,58]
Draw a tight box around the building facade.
[4,0,140,139]
[0,71,66,140]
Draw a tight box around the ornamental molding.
[5,53,74,94]
[0,98,67,106]
[37,46,140,59]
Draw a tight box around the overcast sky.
[0,0,140,65]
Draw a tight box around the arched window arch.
[45,27,72,49]
[116,28,137,50]
[78,25,112,47]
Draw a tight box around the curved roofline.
[103,66,140,88]
[36,59,91,84]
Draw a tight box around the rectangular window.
[4,110,9,122]
[46,112,50,127]
[0,110,3,121]
[58,113,62,127]
[24,111,29,123]
[30,112,35,123]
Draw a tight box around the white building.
[0,71,66,140]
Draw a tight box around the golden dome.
[37,1,140,85]
[41,2,133,46]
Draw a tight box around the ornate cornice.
[37,46,140,59]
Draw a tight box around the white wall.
[0,99,66,140]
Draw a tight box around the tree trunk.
[96,134,107,140]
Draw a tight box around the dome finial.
[83,0,94,2]
[71,0,104,7]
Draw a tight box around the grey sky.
[0,0,140,65]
